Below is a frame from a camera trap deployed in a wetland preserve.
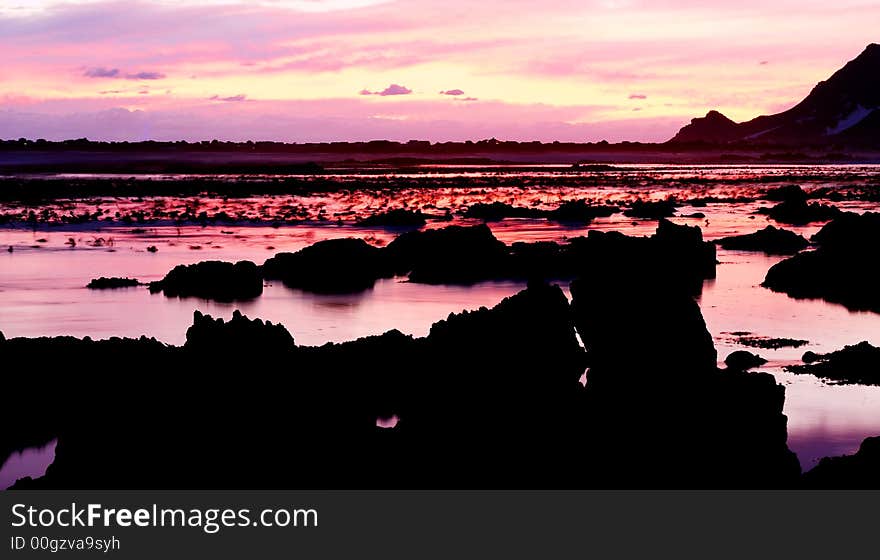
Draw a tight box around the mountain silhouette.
[670,44,880,145]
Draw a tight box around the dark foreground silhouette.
[4,270,819,489]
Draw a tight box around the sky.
[0,0,877,142]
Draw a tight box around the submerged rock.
[463,202,545,221]
[149,260,262,302]
[763,212,880,312]
[547,200,619,223]
[87,277,141,289]
[623,199,678,219]
[263,238,389,293]
[759,199,841,225]
[715,226,809,255]
[786,341,880,385]
[725,350,768,371]
[357,209,426,228]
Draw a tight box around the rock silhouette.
[763,212,880,312]
[357,209,427,228]
[725,350,768,371]
[716,226,809,254]
[570,267,800,486]
[623,199,677,219]
[803,436,880,488]
[86,277,141,289]
[149,260,262,302]
[463,202,545,221]
[2,274,804,489]
[263,238,389,293]
[786,341,880,385]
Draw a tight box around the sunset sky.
[1,0,877,142]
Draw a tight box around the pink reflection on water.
[0,440,57,490]
[376,415,400,429]
[2,166,880,469]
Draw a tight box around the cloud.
[125,71,166,80]
[84,67,120,78]
[83,67,165,80]
[440,89,465,96]
[210,94,248,102]
[454,97,479,102]
[359,84,412,96]
[628,93,647,99]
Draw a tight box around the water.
[2,165,880,482]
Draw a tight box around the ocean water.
[2,165,880,482]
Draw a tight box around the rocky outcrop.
[803,436,880,488]
[623,200,678,219]
[384,224,510,284]
[87,277,141,289]
[715,226,809,254]
[262,238,389,294]
[725,350,768,371]
[571,266,800,486]
[149,260,262,301]
[763,212,880,312]
[786,341,880,385]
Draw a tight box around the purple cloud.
[210,94,247,102]
[629,93,647,99]
[84,67,165,80]
[125,71,166,80]
[440,89,465,96]
[84,67,120,78]
[359,84,413,96]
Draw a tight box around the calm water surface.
[2,165,880,478]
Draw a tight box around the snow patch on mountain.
[826,106,875,135]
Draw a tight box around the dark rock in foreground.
[803,436,880,488]
[763,212,880,312]
[263,238,389,293]
[87,277,141,289]
[715,226,809,255]
[357,209,426,228]
[786,341,880,385]
[149,260,262,302]
[725,350,767,371]
[571,264,800,486]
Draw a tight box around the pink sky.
[0,0,876,142]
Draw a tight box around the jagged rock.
[87,277,141,289]
[263,238,389,294]
[571,267,800,486]
[623,199,678,219]
[149,260,262,302]
[725,350,768,371]
[185,310,295,352]
[715,226,809,254]
[763,212,880,312]
[786,341,880,385]
[803,436,880,488]
[357,209,426,228]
